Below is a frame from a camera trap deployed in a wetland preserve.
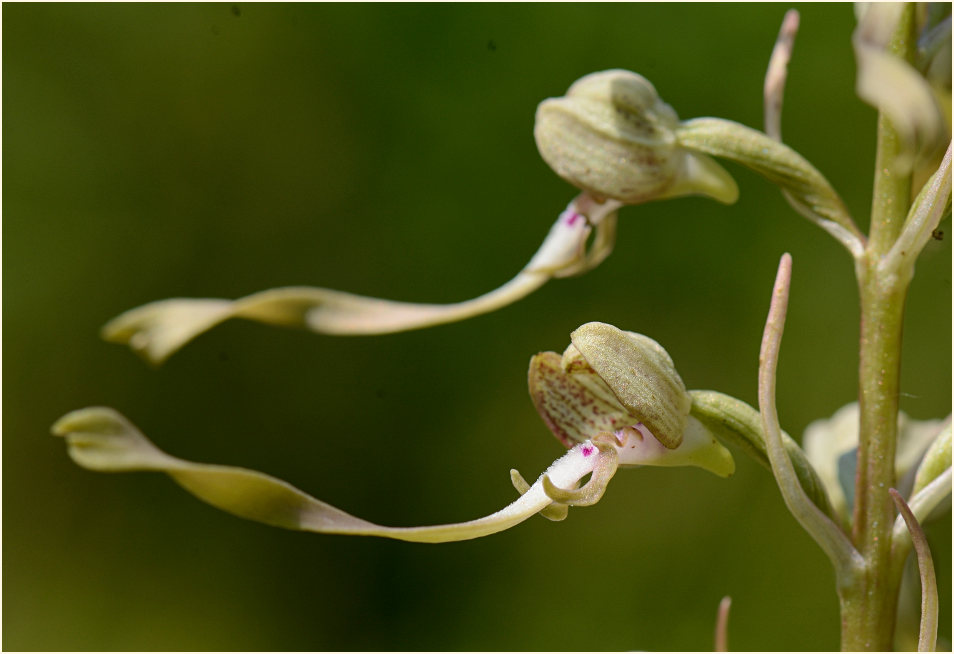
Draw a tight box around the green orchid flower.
[54,323,733,542]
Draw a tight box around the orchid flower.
[102,70,753,366]
[54,322,733,542]
[103,66,866,366]
[527,322,734,473]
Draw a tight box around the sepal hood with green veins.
[535,70,863,256]
[534,69,739,205]
[529,322,734,478]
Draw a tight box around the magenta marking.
[566,212,582,226]
[581,445,595,457]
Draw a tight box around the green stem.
[866,4,916,253]
[841,265,908,650]
[839,6,917,650]
[867,114,913,253]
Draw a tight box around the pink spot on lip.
[581,445,595,457]
[566,212,583,226]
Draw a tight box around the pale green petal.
[890,425,951,559]
[605,418,735,477]
[52,407,610,543]
[655,151,739,205]
[899,413,950,481]
[896,469,953,543]
[646,416,734,478]
[104,198,618,365]
[803,403,947,518]
[913,420,952,496]
[803,403,864,518]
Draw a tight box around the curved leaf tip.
[102,299,234,365]
[52,407,177,472]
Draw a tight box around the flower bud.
[534,69,738,205]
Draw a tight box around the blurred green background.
[4,3,950,651]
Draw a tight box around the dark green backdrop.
[4,3,950,651]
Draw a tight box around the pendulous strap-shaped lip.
[102,194,619,365]
[52,406,620,544]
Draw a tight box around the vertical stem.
[867,5,915,252]
[840,5,917,650]
[843,266,907,650]
[867,110,913,252]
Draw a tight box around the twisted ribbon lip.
[102,193,621,364]
[51,407,623,544]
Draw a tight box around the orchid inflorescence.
[54,4,951,651]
